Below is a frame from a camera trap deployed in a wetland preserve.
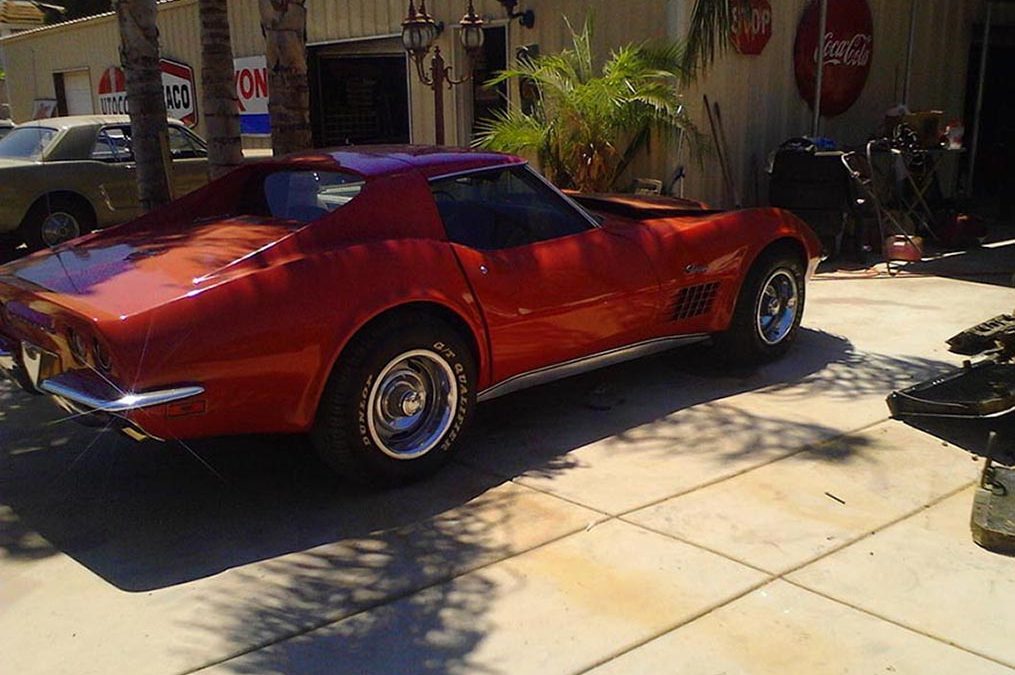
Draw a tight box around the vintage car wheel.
[21,196,94,251]
[718,249,805,363]
[312,314,476,485]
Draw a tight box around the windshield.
[0,126,58,159]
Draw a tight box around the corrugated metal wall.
[0,0,990,206]
[673,0,983,206]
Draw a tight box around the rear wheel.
[20,195,94,251]
[716,250,805,364]
[312,314,476,486]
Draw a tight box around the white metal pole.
[903,0,918,108]
[968,0,992,193]
[811,0,828,137]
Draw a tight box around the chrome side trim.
[477,334,709,402]
[38,380,205,414]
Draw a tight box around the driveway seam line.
[184,424,967,674]
[575,478,984,673]
[780,578,1015,671]
[176,521,604,675]
[458,418,891,520]
[574,577,777,674]
[613,417,892,518]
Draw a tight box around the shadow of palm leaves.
[0,326,964,674]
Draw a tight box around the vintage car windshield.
[0,126,58,159]
[258,170,364,223]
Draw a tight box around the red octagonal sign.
[731,0,773,56]
[794,0,874,117]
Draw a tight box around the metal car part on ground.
[887,312,1015,553]
[0,146,822,486]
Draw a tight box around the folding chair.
[841,140,925,275]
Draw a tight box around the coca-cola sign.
[794,0,874,117]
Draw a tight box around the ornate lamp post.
[402,0,485,146]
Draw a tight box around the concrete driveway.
[2,241,1014,674]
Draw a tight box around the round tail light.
[93,339,113,372]
[68,328,89,364]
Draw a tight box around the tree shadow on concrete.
[462,328,955,482]
[0,328,963,674]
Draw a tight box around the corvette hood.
[0,216,300,318]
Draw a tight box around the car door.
[432,165,663,384]
[167,125,210,197]
[90,126,143,219]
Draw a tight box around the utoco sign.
[794,0,874,117]
[97,58,199,127]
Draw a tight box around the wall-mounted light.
[401,0,486,145]
[496,0,535,29]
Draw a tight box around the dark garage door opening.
[310,53,410,148]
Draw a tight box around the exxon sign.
[97,58,198,128]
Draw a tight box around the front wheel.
[716,250,805,364]
[311,314,476,486]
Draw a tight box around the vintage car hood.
[1,216,300,318]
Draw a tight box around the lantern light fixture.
[401,0,489,146]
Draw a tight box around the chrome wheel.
[756,269,799,345]
[366,349,458,460]
[40,211,81,247]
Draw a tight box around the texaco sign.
[793,0,874,117]
[97,58,198,127]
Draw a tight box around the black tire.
[715,249,806,364]
[311,312,477,486]
[20,195,95,252]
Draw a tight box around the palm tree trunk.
[258,0,311,156]
[199,0,243,178]
[113,0,173,210]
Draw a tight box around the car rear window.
[0,126,58,159]
[261,170,363,223]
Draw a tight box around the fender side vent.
[671,282,719,320]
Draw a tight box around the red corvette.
[0,147,820,484]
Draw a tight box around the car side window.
[431,166,593,250]
[91,127,133,163]
[168,126,207,159]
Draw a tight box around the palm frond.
[477,14,700,192]
[682,0,752,79]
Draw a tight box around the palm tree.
[199,0,243,178]
[258,0,311,156]
[682,0,753,78]
[113,0,172,210]
[475,18,696,193]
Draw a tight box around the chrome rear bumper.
[1,337,203,441]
